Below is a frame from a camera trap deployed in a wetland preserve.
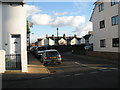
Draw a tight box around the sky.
[26,1,94,43]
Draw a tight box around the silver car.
[41,49,62,66]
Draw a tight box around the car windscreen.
[46,51,59,56]
[38,47,47,51]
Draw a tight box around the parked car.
[41,49,62,66]
[30,46,38,54]
[34,46,48,58]
[84,44,93,51]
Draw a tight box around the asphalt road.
[2,52,119,88]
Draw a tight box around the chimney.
[74,34,77,38]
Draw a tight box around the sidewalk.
[2,52,50,80]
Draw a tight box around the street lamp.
[57,28,59,45]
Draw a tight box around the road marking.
[99,69,112,72]
[41,77,53,79]
[74,73,84,76]
[82,64,88,67]
[90,71,98,74]
[75,62,80,65]
[60,75,71,77]
[110,68,118,70]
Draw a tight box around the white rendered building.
[0,1,27,73]
[90,0,120,52]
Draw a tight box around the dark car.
[41,49,62,66]
[34,46,48,58]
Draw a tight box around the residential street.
[2,52,119,88]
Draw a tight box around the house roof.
[90,0,103,21]
[83,34,91,39]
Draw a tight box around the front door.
[5,34,21,70]
[11,35,21,54]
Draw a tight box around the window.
[100,39,106,47]
[112,15,119,25]
[100,20,105,29]
[111,0,118,6]
[112,38,119,47]
[99,3,104,12]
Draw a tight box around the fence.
[5,54,21,70]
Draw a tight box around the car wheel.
[41,60,43,63]
[57,62,61,64]
[43,63,47,66]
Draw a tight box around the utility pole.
[57,28,58,45]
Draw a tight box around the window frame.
[100,20,105,29]
[111,0,118,6]
[99,3,104,12]
[100,39,106,47]
[112,38,119,47]
[111,15,119,26]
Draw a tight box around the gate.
[5,54,21,70]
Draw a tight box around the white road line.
[82,64,88,67]
[74,73,84,76]
[90,71,98,74]
[110,68,118,70]
[41,77,53,80]
[75,62,80,65]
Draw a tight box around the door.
[11,35,21,54]
[5,34,21,70]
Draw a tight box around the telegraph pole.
[57,28,58,45]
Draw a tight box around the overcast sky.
[26,1,94,42]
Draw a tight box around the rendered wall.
[0,3,2,50]
[2,3,27,72]
[91,2,119,52]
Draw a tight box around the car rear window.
[38,47,47,51]
[46,51,59,56]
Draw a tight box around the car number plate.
[50,57,56,59]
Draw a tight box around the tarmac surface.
[2,52,119,81]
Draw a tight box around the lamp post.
[57,28,59,45]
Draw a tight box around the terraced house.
[0,0,27,73]
[90,0,120,60]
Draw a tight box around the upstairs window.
[100,39,106,47]
[112,38,119,47]
[111,0,118,6]
[100,20,105,29]
[99,3,104,12]
[112,15,119,26]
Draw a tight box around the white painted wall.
[91,1,119,52]
[58,38,67,45]
[89,35,94,44]
[41,38,49,46]
[0,2,2,50]
[2,3,27,72]
[49,38,55,46]
[0,50,5,73]
[71,38,79,45]
[80,37,85,44]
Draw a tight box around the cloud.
[30,14,85,27]
[50,16,85,27]
[30,14,53,25]
[25,5,41,17]
[72,22,93,37]
[53,11,68,16]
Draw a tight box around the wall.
[91,1,119,52]
[2,3,27,72]
[0,2,2,50]
[0,50,5,73]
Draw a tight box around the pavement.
[2,52,50,80]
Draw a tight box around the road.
[2,52,119,88]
